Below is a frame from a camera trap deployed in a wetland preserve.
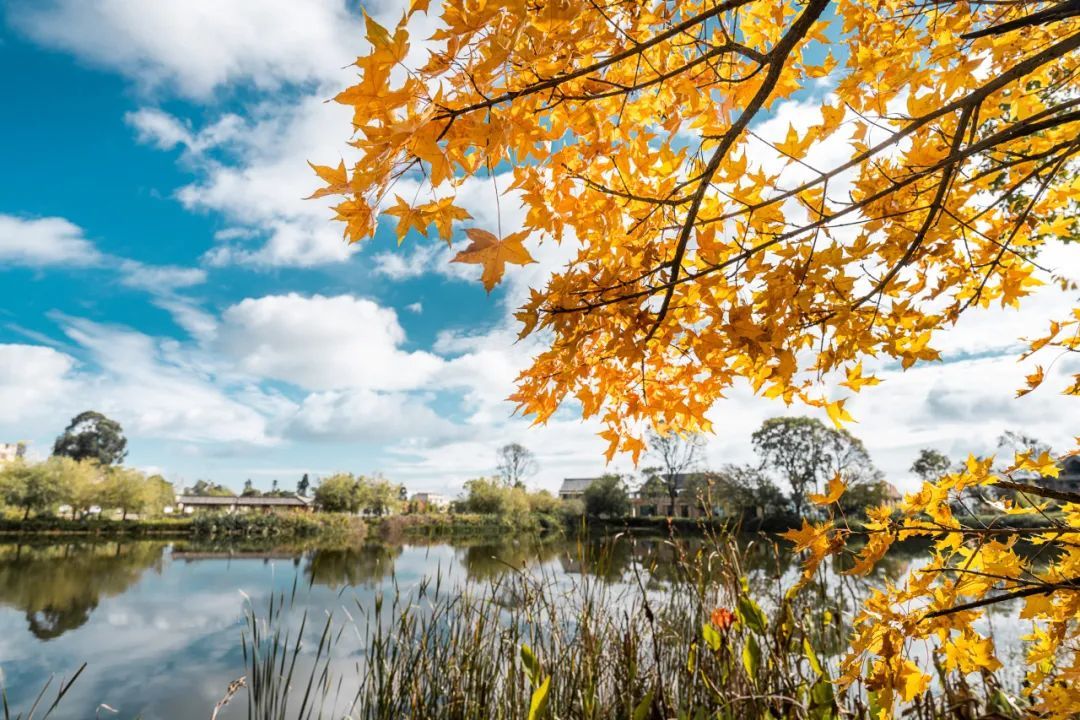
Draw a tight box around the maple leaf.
[809,473,847,506]
[1015,365,1045,397]
[451,228,536,292]
[840,362,880,392]
[825,399,855,429]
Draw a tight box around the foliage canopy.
[319,1,1080,716]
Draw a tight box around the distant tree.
[0,460,67,520]
[636,469,667,498]
[189,479,233,497]
[457,477,529,516]
[496,443,538,488]
[911,449,953,483]
[646,429,706,508]
[753,417,882,516]
[145,474,175,514]
[583,474,630,517]
[52,411,128,466]
[315,473,361,513]
[997,430,1053,458]
[359,476,404,516]
[297,473,311,497]
[45,457,103,519]
[241,479,260,497]
[398,485,408,502]
[711,465,788,520]
[101,467,152,521]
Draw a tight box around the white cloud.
[0,214,103,267]
[59,318,279,445]
[152,95,361,268]
[8,0,360,99]
[217,293,444,392]
[118,260,207,293]
[0,344,76,423]
[288,388,464,444]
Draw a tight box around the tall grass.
[232,532,992,720]
[1,665,85,720]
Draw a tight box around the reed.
[232,531,995,720]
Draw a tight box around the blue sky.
[1,0,1077,496]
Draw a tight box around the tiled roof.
[559,478,598,493]
[177,495,312,506]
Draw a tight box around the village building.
[0,442,26,464]
[175,494,314,514]
[410,492,450,510]
[557,478,597,501]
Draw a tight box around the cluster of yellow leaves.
[315,0,1079,461]
[316,1,1080,715]
[784,448,1080,718]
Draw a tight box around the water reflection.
[0,532,1032,718]
[0,541,165,640]
[306,544,403,588]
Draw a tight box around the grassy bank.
[374,511,568,540]
[0,512,368,539]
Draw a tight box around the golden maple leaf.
[451,228,536,292]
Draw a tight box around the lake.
[0,534,1031,719]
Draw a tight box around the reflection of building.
[411,492,450,510]
[0,442,26,464]
[175,495,314,514]
[558,478,597,500]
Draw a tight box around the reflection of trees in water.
[0,541,165,640]
[306,544,404,588]
[458,540,563,582]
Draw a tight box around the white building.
[0,443,26,464]
[411,492,450,510]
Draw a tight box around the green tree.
[189,479,233,497]
[752,417,879,516]
[457,477,529,516]
[314,473,361,513]
[45,457,104,519]
[52,411,128,466]
[712,465,788,520]
[297,473,310,497]
[0,461,67,520]
[144,475,175,516]
[357,475,403,516]
[241,479,260,497]
[583,475,630,517]
[102,467,151,521]
[910,449,952,483]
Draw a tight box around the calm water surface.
[0,535,1029,719]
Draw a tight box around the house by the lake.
[558,473,719,518]
[410,492,450,510]
[0,442,26,464]
[557,478,597,501]
[175,494,314,514]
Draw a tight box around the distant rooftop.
[177,495,312,506]
[559,478,598,494]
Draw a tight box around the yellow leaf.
[1015,365,1044,398]
[809,473,847,506]
[451,229,536,292]
[825,399,855,429]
